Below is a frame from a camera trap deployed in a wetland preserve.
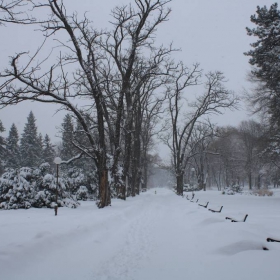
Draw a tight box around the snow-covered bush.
[19,167,33,180]
[62,167,98,200]
[0,168,35,210]
[33,190,54,208]
[38,162,51,176]
[0,164,79,210]
[222,183,243,195]
[64,167,86,194]
[33,172,79,208]
[33,188,79,208]
[183,183,200,192]
[76,186,89,201]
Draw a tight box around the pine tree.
[245,3,280,158]
[245,3,280,128]
[37,133,44,165]
[20,111,41,167]
[245,3,280,93]
[0,120,5,157]
[6,123,20,169]
[60,114,76,161]
[0,120,6,174]
[42,134,55,165]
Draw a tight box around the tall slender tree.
[0,120,5,155]
[245,3,280,132]
[245,3,280,171]
[60,114,75,162]
[245,3,280,95]
[42,134,55,166]
[37,133,44,165]
[0,120,5,174]
[6,123,20,169]
[20,111,41,167]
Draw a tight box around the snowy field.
[1,188,280,280]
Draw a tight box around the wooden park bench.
[186,193,195,201]
[267,237,280,243]
[198,201,209,208]
[225,214,248,222]
[208,206,223,213]
[261,237,280,251]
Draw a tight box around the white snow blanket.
[0,188,280,280]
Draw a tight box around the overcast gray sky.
[0,0,276,143]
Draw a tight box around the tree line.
[0,111,106,189]
[181,120,280,192]
[0,1,279,208]
[0,111,55,173]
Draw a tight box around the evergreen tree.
[0,120,5,157]
[42,134,55,165]
[0,120,6,174]
[6,123,20,169]
[20,111,41,167]
[245,4,280,127]
[245,3,280,94]
[37,133,44,165]
[60,114,75,161]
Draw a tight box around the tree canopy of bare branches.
[0,0,174,207]
[0,0,38,25]
[162,63,238,195]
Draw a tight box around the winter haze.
[1,2,280,279]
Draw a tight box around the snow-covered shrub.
[19,167,33,181]
[34,172,79,208]
[76,186,89,201]
[222,183,243,195]
[32,171,59,208]
[33,189,79,208]
[62,167,98,200]
[39,162,51,176]
[0,168,35,210]
[33,190,54,208]
[0,165,79,210]
[64,167,86,194]
[62,197,79,208]
[183,183,200,192]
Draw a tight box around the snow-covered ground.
[1,188,280,280]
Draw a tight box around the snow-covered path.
[1,188,280,280]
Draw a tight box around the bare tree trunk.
[123,104,133,196]
[257,174,261,189]
[177,173,184,196]
[98,169,111,208]
[142,149,149,191]
[131,99,142,195]
[248,171,252,190]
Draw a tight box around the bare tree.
[238,120,264,189]
[189,123,217,191]
[0,0,174,206]
[163,64,238,195]
[99,1,173,197]
[131,75,167,195]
